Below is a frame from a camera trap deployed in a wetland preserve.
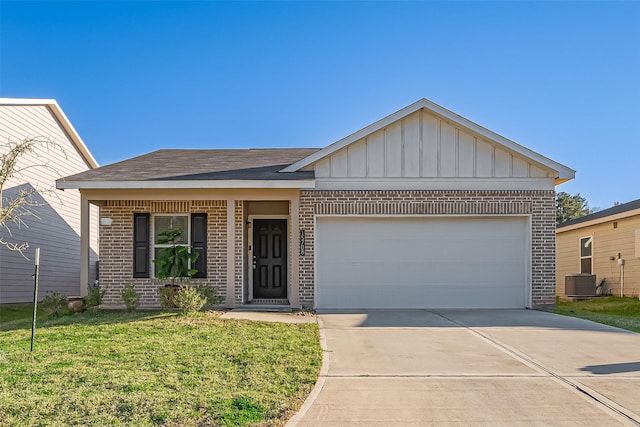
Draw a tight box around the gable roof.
[57,148,318,189]
[0,98,99,169]
[557,198,640,232]
[281,98,575,185]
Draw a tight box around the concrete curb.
[285,315,330,427]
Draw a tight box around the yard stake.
[30,248,40,352]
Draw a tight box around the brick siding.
[99,200,230,307]
[298,190,556,309]
[234,200,244,304]
[99,190,556,309]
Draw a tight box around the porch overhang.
[57,179,316,190]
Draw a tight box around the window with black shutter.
[191,213,207,278]
[133,213,150,278]
[139,213,207,278]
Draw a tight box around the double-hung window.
[153,214,190,275]
[580,236,593,274]
[133,212,207,279]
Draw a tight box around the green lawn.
[0,303,45,327]
[0,305,322,426]
[554,296,640,333]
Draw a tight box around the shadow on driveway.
[580,362,640,375]
[317,308,634,333]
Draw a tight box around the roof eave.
[0,98,99,169]
[555,175,575,186]
[56,179,316,190]
[556,207,640,232]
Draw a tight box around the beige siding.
[315,109,557,180]
[0,105,98,303]
[556,215,640,297]
[247,201,289,215]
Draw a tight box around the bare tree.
[0,137,65,255]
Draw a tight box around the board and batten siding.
[0,104,98,303]
[556,215,640,297]
[313,109,555,187]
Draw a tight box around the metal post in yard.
[30,248,40,352]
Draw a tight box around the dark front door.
[253,219,287,299]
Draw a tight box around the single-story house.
[57,99,574,310]
[0,98,99,303]
[556,199,640,297]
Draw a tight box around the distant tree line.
[555,192,594,224]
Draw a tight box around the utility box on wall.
[565,274,597,296]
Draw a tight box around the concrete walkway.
[220,310,316,324]
[288,309,640,426]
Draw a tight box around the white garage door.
[315,216,528,309]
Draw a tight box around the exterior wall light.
[100,218,113,226]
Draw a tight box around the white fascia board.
[56,179,316,190]
[0,98,99,169]
[281,98,576,181]
[0,97,57,105]
[314,177,555,191]
[419,99,575,181]
[556,209,640,233]
[281,99,427,172]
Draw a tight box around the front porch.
[78,188,303,309]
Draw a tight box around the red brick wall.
[298,190,556,309]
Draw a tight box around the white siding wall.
[0,105,98,303]
[315,110,556,181]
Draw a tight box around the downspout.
[618,257,625,297]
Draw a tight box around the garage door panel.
[317,284,525,309]
[316,217,528,309]
[319,260,522,286]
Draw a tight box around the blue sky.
[1,1,638,210]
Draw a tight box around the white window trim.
[579,235,593,274]
[151,213,191,278]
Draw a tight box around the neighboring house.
[57,98,574,310]
[0,99,99,303]
[556,199,640,297]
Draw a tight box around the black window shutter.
[133,213,150,278]
[191,213,207,278]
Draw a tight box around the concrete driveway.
[288,309,640,426]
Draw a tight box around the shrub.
[173,286,206,315]
[120,283,140,312]
[195,283,223,309]
[40,291,68,317]
[84,285,106,309]
[158,285,180,309]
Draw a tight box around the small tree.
[556,192,593,224]
[152,229,199,285]
[1,137,64,255]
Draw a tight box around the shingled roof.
[58,148,319,188]
[557,198,640,229]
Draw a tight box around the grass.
[554,296,640,333]
[0,305,322,426]
[0,303,45,327]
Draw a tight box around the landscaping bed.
[0,306,322,426]
[554,296,640,333]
